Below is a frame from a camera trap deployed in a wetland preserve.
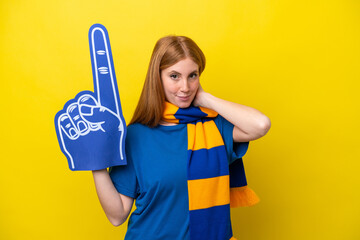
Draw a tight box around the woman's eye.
[190,73,198,79]
[170,74,178,79]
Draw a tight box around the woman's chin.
[175,101,192,109]
[167,96,194,108]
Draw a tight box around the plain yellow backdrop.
[1,0,359,239]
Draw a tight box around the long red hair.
[129,35,206,127]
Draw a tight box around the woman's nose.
[180,79,189,92]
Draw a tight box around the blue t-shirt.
[109,115,249,240]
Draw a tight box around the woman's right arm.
[92,169,134,226]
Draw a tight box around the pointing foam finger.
[89,24,121,117]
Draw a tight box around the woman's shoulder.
[127,122,148,131]
[126,123,163,138]
[126,123,152,139]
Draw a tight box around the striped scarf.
[162,102,259,240]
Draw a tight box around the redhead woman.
[92,36,271,240]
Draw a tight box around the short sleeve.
[214,115,250,164]
[109,128,139,199]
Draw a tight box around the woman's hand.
[193,84,209,108]
[193,84,271,142]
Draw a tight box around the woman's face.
[161,57,200,108]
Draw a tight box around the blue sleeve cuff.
[232,141,249,160]
[112,181,138,199]
[109,165,138,199]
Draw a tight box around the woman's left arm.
[193,85,271,142]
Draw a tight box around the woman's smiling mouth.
[177,95,191,101]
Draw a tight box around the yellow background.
[1,0,359,239]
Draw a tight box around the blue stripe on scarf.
[189,205,233,240]
[175,107,208,123]
[229,158,248,188]
[187,146,229,180]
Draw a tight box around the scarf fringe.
[230,186,260,208]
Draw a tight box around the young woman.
[92,36,271,239]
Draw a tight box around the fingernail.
[80,105,93,116]
[78,121,87,132]
[79,95,97,105]
[69,128,78,138]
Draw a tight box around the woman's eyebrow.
[168,70,199,75]
[169,70,181,75]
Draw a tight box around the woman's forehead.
[163,58,199,73]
